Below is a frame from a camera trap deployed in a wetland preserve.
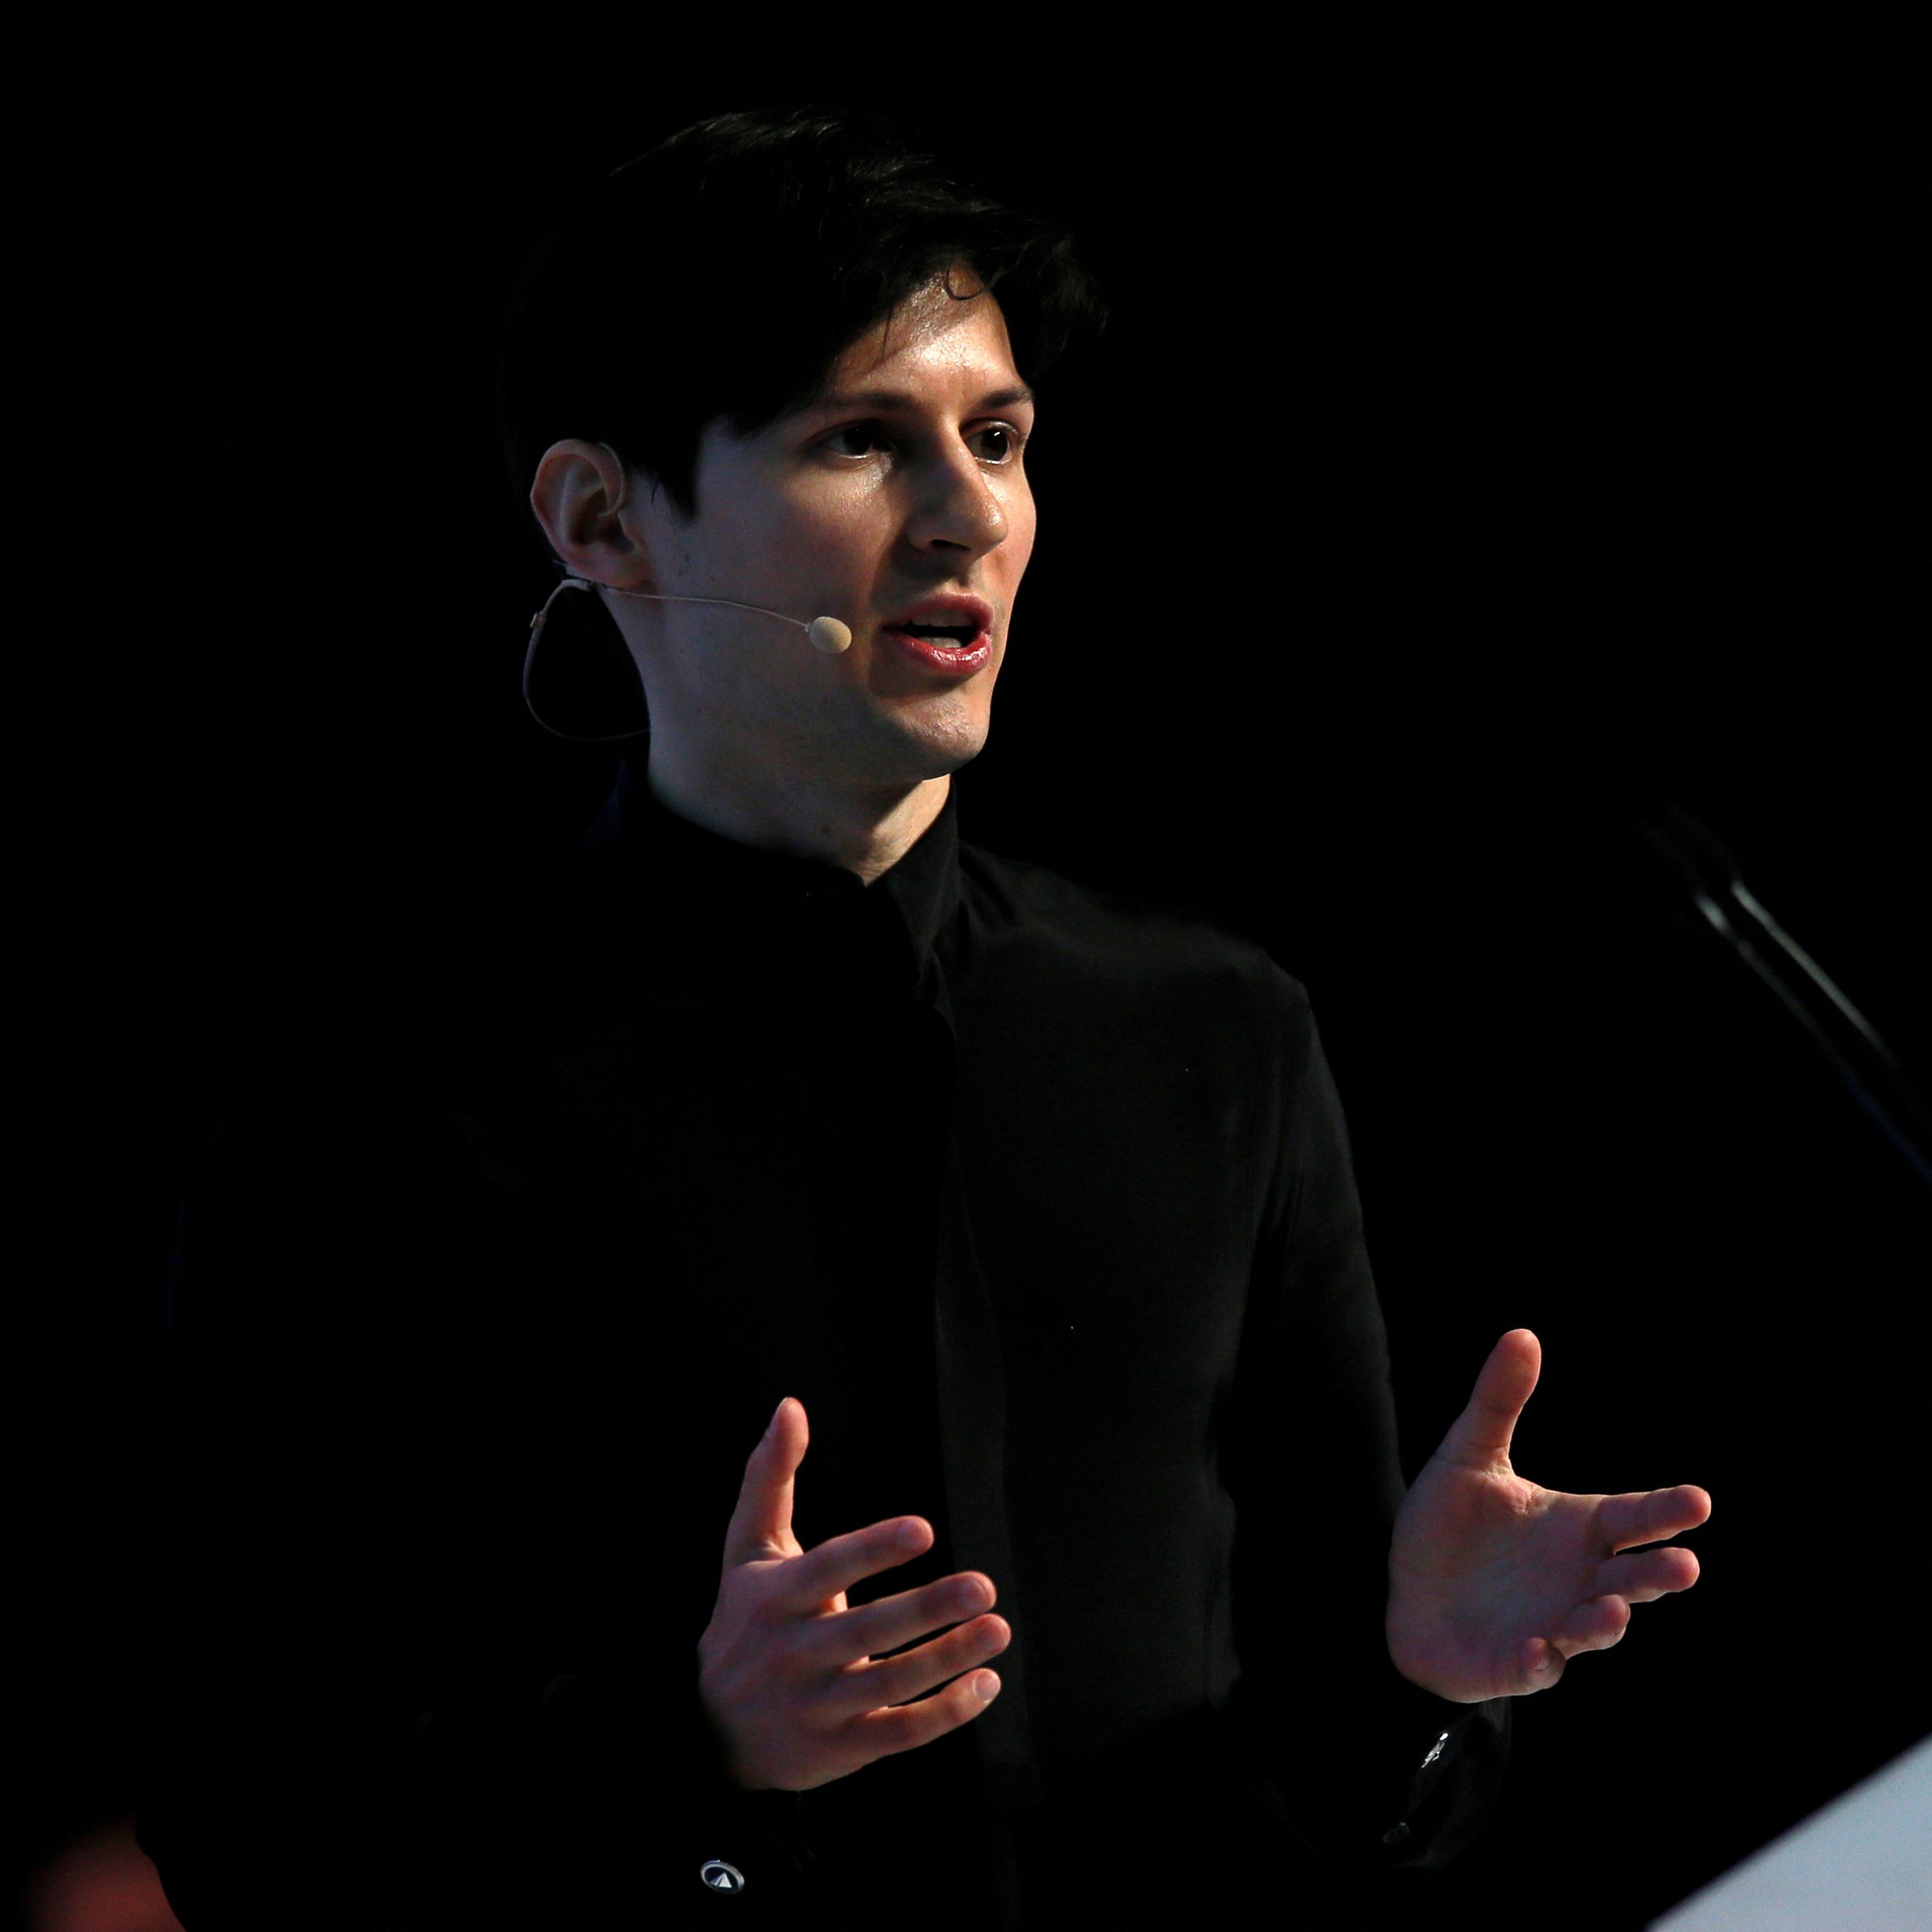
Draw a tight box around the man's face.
[600,266,1036,797]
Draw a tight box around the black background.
[13,19,1927,1929]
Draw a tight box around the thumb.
[1439,1328,1540,1467]
[721,1395,807,1567]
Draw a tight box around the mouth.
[881,592,996,650]
[875,591,996,673]
[881,620,984,652]
[877,622,995,676]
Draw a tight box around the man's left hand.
[1386,1328,1711,1702]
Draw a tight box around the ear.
[528,439,655,589]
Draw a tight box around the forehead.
[820,268,1023,399]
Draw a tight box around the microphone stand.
[1634,805,1932,1192]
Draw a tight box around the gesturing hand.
[1386,1329,1712,1704]
[696,1396,1010,1792]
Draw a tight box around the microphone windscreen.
[809,616,853,654]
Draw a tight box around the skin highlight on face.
[531,264,1037,884]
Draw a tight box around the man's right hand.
[696,1396,1010,1792]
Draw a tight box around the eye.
[820,420,1027,464]
[977,423,1025,463]
[824,420,889,459]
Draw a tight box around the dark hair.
[494,103,1109,570]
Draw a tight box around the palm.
[1386,1330,1711,1703]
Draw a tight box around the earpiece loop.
[523,577,649,742]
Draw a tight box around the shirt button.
[699,1859,746,1893]
[1381,1823,1411,1845]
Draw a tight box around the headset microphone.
[589,440,850,652]
[522,577,853,741]
[599,581,853,656]
[522,442,853,738]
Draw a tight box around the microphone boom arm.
[1639,807,1932,1190]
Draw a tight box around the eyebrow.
[807,384,1036,414]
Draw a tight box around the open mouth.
[887,623,981,650]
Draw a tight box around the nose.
[903,437,1011,563]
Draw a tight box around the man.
[133,105,1711,1927]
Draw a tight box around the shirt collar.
[579,752,964,998]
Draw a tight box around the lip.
[880,626,993,677]
[886,592,995,634]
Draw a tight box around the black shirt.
[133,755,1509,1927]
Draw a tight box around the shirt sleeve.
[128,1055,824,1928]
[1210,966,1512,1889]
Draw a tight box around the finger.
[1440,1328,1541,1465]
[1596,1546,1700,1604]
[1598,1484,1713,1554]
[797,1570,997,1670]
[1520,1634,1565,1690]
[817,1614,1011,1723]
[1551,1594,1631,1658]
[843,1664,1004,1767]
[776,1513,934,1615]
[721,1397,807,1568]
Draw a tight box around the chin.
[860,686,984,757]
[911,712,991,776]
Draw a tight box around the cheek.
[1004,490,1035,564]
[788,494,889,582]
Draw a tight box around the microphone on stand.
[1636,804,1932,1189]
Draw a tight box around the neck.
[643,756,949,887]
